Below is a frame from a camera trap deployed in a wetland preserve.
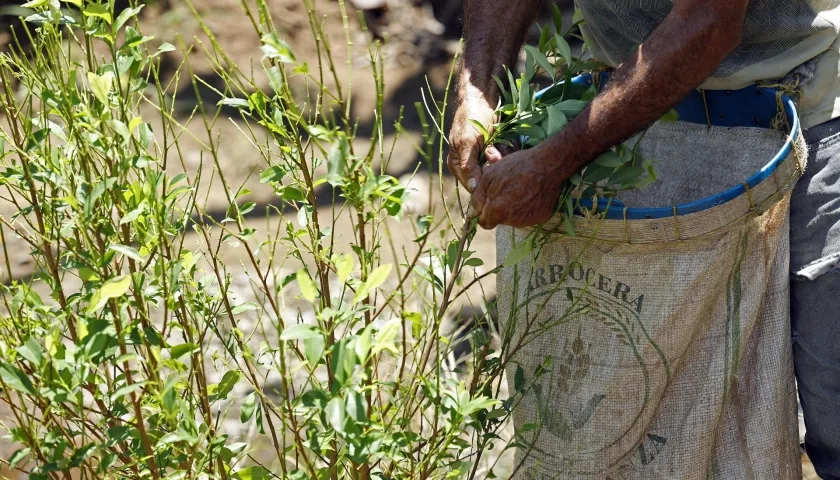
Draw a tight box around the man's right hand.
[447,92,505,192]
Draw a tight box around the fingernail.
[486,146,499,158]
[467,178,478,191]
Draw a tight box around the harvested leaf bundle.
[476,11,675,226]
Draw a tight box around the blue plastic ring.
[531,73,799,220]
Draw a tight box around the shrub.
[0,1,521,478]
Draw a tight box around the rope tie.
[743,182,755,212]
[623,207,630,244]
[701,89,712,130]
[672,206,681,241]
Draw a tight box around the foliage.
[0,2,661,479]
[0,0,517,478]
[479,6,675,228]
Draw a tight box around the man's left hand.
[471,148,568,230]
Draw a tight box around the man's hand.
[467,0,748,230]
[447,92,497,192]
[448,0,543,191]
[471,147,567,229]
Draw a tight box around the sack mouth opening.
[534,73,801,221]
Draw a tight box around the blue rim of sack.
[532,72,799,220]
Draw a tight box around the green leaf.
[109,244,144,263]
[581,165,614,184]
[260,33,296,63]
[0,362,35,395]
[218,98,250,109]
[405,311,423,340]
[525,45,554,80]
[326,397,345,433]
[514,365,526,392]
[169,343,198,360]
[517,73,531,114]
[87,71,114,106]
[372,318,400,357]
[114,6,143,32]
[514,125,545,141]
[162,384,176,413]
[109,382,144,402]
[330,339,357,386]
[544,103,569,137]
[335,254,354,284]
[255,401,265,434]
[593,151,626,168]
[88,275,131,314]
[608,166,647,188]
[445,239,460,272]
[355,325,372,362]
[506,68,519,108]
[554,34,573,67]
[492,75,511,104]
[346,391,367,423]
[464,257,484,268]
[155,43,176,57]
[17,338,42,365]
[539,23,552,50]
[552,4,564,33]
[8,448,30,468]
[468,119,489,142]
[280,324,319,341]
[503,237,534,267]
[660,108,679,123]
[22,0,49,7]
[353,264,392,304]
[296,269,318,303]
[83,4,113,24]
[525,50,535,82]
[281,326,325,365]
[303,335,325,366]
[233,466,272,480]
[573,8,585,25]
[120,203,146,225]
[240,392,257,423]
[327,134,349,186]
[462,396,499,417]
[556,99,588,119]
[260,165,286,183]
[231,302,260,315]
[163,385,180,414]
[211,371,241,402]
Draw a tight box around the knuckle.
[448,131,460,146]
[446,153,458,167]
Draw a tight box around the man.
[448,0,840,478]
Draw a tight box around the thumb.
[459,143,483,193]
[484,145,504,165]
[470,178,487,219]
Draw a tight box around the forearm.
[459,0,542,104]
[535,1,748,180]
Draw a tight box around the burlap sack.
[497,117,806,479]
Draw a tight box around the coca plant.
[0,1,625,479]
